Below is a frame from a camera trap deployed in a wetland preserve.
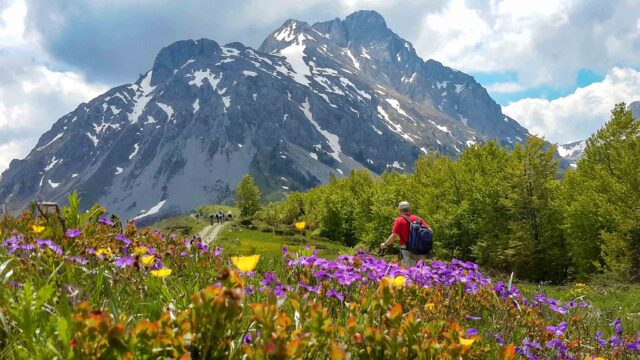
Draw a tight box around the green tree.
[563,103,640,282]
[235,175,261,218]
[504,137,567,282]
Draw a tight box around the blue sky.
[1,0,640,172]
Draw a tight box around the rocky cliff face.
[0,10,532,221]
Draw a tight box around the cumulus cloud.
[0,0,107,173]
[414,0,640,88]
[502,67,640,144]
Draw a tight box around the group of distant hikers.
[193,210,233,225]
[209,211,233,225]
[381,201,434,267]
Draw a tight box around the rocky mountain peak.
[150,39,222,86]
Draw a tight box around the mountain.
[557,140,586,167]
[557,101,640,167]
[628,101,640,119]
[0,10,531,221]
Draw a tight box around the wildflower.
[150,268,172,277]
[465,328,478,337]
[213,246,223,256]
[141,255,155,266]
[460,337,475,346]
[231,255,260,272]
[326,288,345,302]
[243,334,253,344]
[95,248,112,258]
[134,246,148,255]
[115,234,132,246]
[32,225,45,234]
[8,281,22,288]
[36,239,63,255]
[546,322,568,337]
[68,256,88,265]
[98,217,115,226]
[495,333,504,346]
[425,303,435,311]
[383,276,406,289]
[65,229,81,238]
[115,257,134,268]
[548,304,568,315]
[465,315,481,320]
[611,318,622,335]
[295,221,306,231]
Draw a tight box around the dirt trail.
[197,223,227,244]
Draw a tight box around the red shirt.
[392,214,430,245]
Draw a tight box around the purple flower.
[68,256,88,265]
[465,315,481,320]
[213,246,223,256]
[282,246,288,253]
[115,257,134,268]
[522,339,541,349]
[36,239,63,255]
[99,217,115,226]
[115,234,132,246]
[548,304,567,315]
[86,248,95,255]
[326,288,345,302]
[465,328,478,337]
[495,333,504,346]
[243,334,253,344]
[546,322,568,337]
[65,229,81,238]
[595,330,607,347]
[612,318,623,335]
[8,281,22,288]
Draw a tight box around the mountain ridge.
[0,10,533,220]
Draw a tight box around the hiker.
[380,201,433,267]
[226,211,233,222]
[218,211,225,223]
[209,213,215,225]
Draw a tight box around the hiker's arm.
[381,233,398,248]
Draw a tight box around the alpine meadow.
[1,3,639,360]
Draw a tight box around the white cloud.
[502,67,640,144]
[485,82,525,94]
[414,0,640,88]
[0,0,107,174]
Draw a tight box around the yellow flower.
[425,303,435,310]
[382,276,406,289]
[134,246,148,255]
[141,255,155,266]
[95,248,112,257]
[32,225,45,234]
[231,255,260,272]
[392,276,406,288]
[585,357,606,360]
[150,268,172,277]
[460,337,475,346]
[295,221,306,231]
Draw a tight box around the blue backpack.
[402,215,433,255]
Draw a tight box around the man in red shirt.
[380,201,432,267]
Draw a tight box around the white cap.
[398,201,410,210]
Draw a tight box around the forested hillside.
[252,103,640,283]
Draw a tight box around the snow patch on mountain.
[300,98,342,162]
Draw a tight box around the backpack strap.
[401,215,416,224]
